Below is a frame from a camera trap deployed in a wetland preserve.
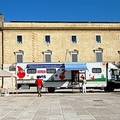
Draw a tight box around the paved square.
[0,89,120,120]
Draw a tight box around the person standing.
[73,72,78,84]
[35,76,43,97]
[82,78,87,93]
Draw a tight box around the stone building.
[0,14,120,88]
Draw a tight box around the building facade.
[0,14,120,88]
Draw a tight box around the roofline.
[10,21,120,23]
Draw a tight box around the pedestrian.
[82,78,87,93]
[35,76,43,97]
[73,72,78,84]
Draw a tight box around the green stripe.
[87,78,106,82]
[44,78,106,82]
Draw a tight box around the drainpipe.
[0,14,4,88]
[1,29,4,88]
[118,51,120,68]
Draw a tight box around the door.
[71,70,79,82]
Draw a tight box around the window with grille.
[92,68,102,73]
[47,69,56,74]
[27,69,36,74]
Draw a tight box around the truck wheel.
[17,84,21,89]
[104,87,108,92]
[104,86,114,92]
[48,87,55,93]
[108,86,114,92]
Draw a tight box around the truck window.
[114,70,119,76]
[92,68,102,73]
[47,69,56,74]
[27,69,36,74]
[110,69,119,76]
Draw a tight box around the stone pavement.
[1,89,120,120]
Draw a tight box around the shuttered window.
[96,51,102,62]
[17,54,23,63]
[45,54,51,62]
[71,53,78,62]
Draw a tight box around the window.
[45,35,50,43]
[71,35,77,43]
[71,53,78,62]
[44,53,51,62]
[15,53,23,63]
[16,54,23,63]
[9,66,16,71]
[17,35,22,44]
[47,69,56,74]
[92,68,102,73]
[96,35,101,43]
[14,50,24,63]
[43,50,52,62]
[27,69,36,74]
[95,51,103,62]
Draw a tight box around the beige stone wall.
[3,23,120,64]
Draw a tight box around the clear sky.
[0,0,120,22]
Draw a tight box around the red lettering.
[37,70,46,73]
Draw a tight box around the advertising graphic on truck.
[16,62,120,92]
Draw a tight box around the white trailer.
[16,62,120,92]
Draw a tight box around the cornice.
[2,22,120,30]
[2,26,120,30]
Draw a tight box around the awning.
[0,70,13,77]
[64,63,87,70]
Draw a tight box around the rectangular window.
[45,53,51,62]
[16,54,23,63]
[71,53,78,62]
[47,69,56,74]
[92,68,102,73]
[9,66,16,71]
[27,69,36,74]
[45,35,50,43]
[17,35,22,44]
[96,51,102,62]
[71,35,77,43]
[96,35,101,43]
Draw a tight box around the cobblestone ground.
[1,89,120,120]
